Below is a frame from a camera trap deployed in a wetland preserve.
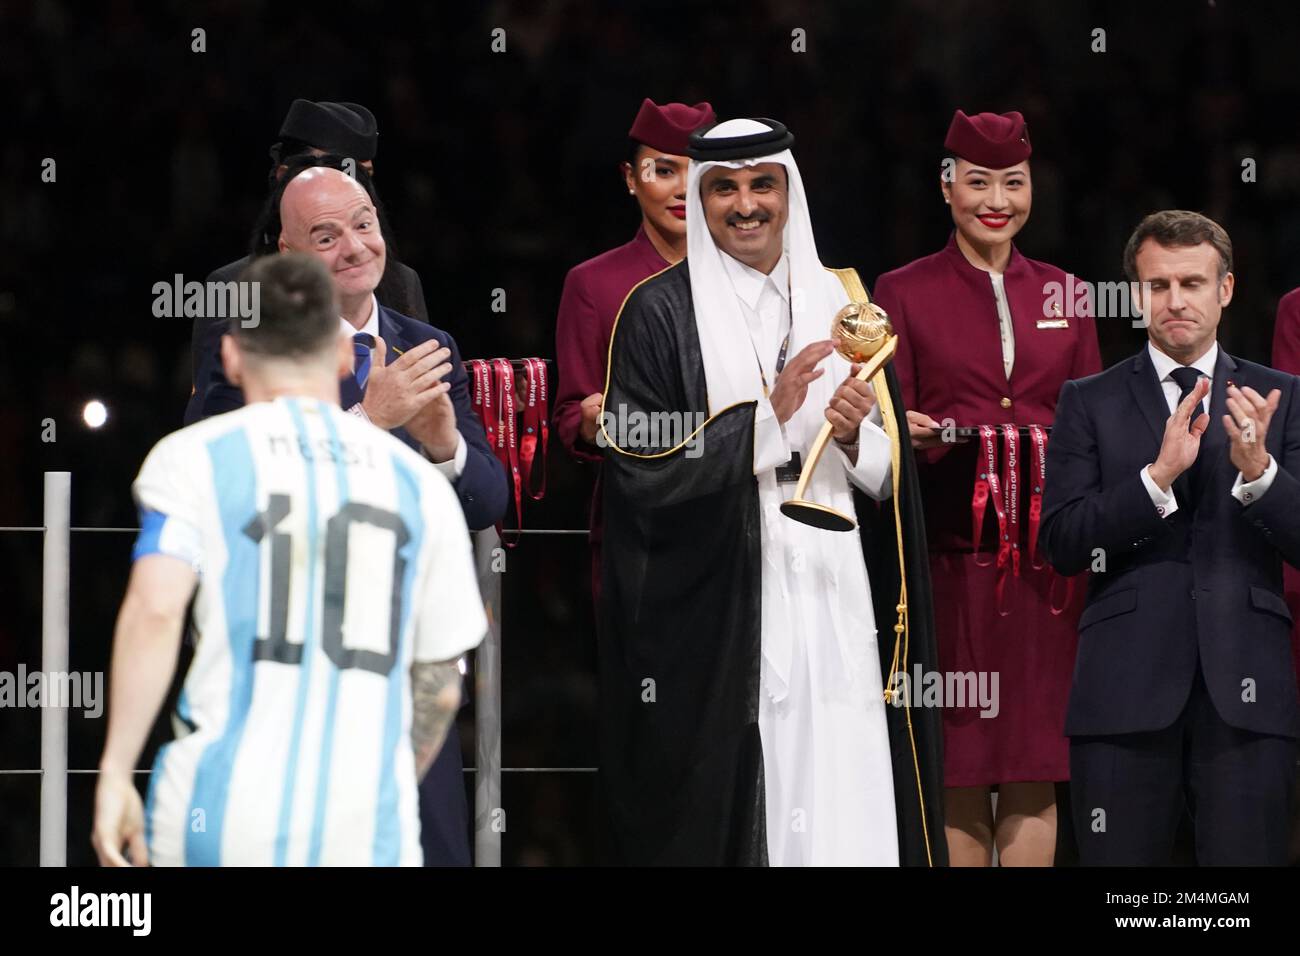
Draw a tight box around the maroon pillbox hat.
[628,99,716,156]
[944,110,1032,168]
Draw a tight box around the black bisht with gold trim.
[597,260,947,866]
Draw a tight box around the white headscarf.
[687,120,876,702]
[685,118,852,444]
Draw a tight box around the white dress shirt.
[988,272,1015,380]
[1140,340,1275,516]
[718,251,899,866]
[720,252,886,472]
[338,294,381,342]
[342,294,466,481]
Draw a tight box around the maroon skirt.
[930,550,1085,787]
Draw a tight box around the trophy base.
[779,499,857,532]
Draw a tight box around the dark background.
[3,0,1300,865]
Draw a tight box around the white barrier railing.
[39,471,70,868]
[472,529,502,866]
[14,472,598,866]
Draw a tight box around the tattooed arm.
[411,659,463,780]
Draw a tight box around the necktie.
[1168,365,1205,500]
[352,332,375,391]
[1169,366,1205,427]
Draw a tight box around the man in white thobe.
[597,116,943,868]
[686,119,900,865]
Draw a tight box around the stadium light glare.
[82,400,108,429]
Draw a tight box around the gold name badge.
[1039,302,1069,329]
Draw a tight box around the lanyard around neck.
[740,277,792,399]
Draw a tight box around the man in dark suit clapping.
[1041,210,1300,865]
[187,100,429,426]
[191,161,506,867]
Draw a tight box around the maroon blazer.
[553,225,669,554]
[1273,288,1300,372]
[872,234,1102,786]
[1270,287,1300,688]
[872,233,1102,550]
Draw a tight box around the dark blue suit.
[187,303,507,532]
[188,302,507,867]
[185,256,430,427]
[1041,345,1300,864]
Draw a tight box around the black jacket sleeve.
[1039,379,1172,576]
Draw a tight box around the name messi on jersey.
[268,432,378,468]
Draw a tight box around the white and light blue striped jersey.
[131,396,487,866]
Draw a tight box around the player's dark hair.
[231,253,338,359]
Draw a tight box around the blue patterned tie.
[353,332,375,391]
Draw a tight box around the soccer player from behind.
[92,253,486,866]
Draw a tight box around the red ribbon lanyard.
[470,360,496,449]
[1000,423,1020,581]
[1049,571,1075,617]
[1027,424,1048,570]
[1025,421,1077,616]
[492,358,522,546]
[996,424,1023,615]
[519,358,549,501]
[972,425,1006,567]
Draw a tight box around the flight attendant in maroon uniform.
[1270,291,1300,865]
[1271,289,1300,694]
[553,98,715,602]
[872,110,1101,866]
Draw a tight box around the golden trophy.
[779,299,897,531]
